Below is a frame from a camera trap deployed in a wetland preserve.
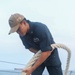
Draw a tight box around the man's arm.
[31,50,52,71]
[29,48,38,54]
[23,50,53,75]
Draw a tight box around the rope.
[21,43,71,75]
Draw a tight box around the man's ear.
[22,20,26,25]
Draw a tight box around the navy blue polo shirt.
[20,20,61,66]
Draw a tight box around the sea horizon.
[0,69,75,75]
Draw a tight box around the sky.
[0,0,75,71]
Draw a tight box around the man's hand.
[31,50,52,71]
[22,67,34,75]
[29,48,38,53]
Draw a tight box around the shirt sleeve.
[34,23,54,52]
[40,37,53,52]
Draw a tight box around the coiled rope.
[21,43,71,75]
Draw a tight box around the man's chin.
[20,33,26,37]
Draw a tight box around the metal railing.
[0,70,75,75]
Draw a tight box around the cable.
[0,60,25,66]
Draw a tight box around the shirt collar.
[26,20,34,35]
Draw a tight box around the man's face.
[16,22,28,36]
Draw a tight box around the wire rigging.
[0,60,25,66]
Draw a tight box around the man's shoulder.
[27,20,47,28]
[27,20,49,34]
[33,22,47,30]
[33,21,46,26]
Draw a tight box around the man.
[8,13,63,75]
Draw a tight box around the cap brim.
[9,24,20,35]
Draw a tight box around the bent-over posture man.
[8,13,63,75]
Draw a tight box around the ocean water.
[0,70,75,75]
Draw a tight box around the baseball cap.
[8,13,24,34]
